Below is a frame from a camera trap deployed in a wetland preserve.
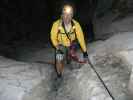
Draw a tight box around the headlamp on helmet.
[63,5,73,15]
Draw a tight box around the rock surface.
[1,32,133,100]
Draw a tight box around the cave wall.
[1,0,133,44]
[93,0,133,40]
[1,0,51,44]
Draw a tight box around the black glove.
[83,52,88,58]
[56,49,64,54]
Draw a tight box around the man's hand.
[56,44,64,51]
[83,52,88,62]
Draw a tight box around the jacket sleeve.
[50,22,59,48]
[75,22,87,52]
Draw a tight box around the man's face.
[62,5,73,24]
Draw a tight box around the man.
[50,4,88,76]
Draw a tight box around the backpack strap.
[57,19,77,44]
[62,20,76,43]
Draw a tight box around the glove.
[83,52,88,62]
[56,44,64,52]
[56,49,63,54]
[83,52,88,58]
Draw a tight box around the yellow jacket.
[50,19,87,52]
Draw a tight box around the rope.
[87,58,115,100]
